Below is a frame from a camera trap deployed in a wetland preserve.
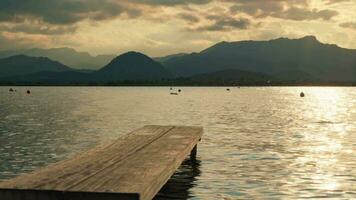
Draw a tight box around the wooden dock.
[0,125,203,200]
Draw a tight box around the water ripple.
[0,87,355,199]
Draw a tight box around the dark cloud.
[272,7,338,21]
[0,0,343,29]
[228,0,339,21]
[229,0,294,18]
[195,15,251,31]
[0,0,139,25]
[0,0,213,25]
[340,22,356,29]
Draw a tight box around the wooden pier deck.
[0,125,203,200]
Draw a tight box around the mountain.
[0,48,115,70]
[274,70,318,82]
[0,52,173,84]
[2,36,356,85]
[96,51,172,81]
[162,36,356,82]
[0,55,72,77]
[191,69,273,84]
[154,53,188,63]
[1,71,93,84]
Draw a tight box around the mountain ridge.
[1,36,356,84]
[162,36,356,81]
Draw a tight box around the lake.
[0,87,355,199]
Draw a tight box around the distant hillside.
[0,55,72,77]
[1,71,93,84]
[274,70,318,82]
[96,51,172,81]
[154,53,188,63]
[191,69,273,84]
[162,36,356,82]
[0,48,115,70]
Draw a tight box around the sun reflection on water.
[289,87,353,197]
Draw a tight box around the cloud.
[0,0,354,54]
[0,0,214,26]
[228,0,339,21]
[340,22,356,30]
[0,0,342,30]
[0,23,77,35]
[0,32,52,50]
[323,0,351,4]
[178,13,200,24]
[272,7,338,21]
[131,0,212,6]
[0,0,140,25]
[195,14,251,31]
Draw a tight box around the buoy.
[9,88,14,92]
[300,92,305,97]
[178,89,182,93]
[227,88,230,91]
[27,90,31,94]
[170,87,173,90]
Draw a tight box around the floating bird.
[178,89,182,93]
[300,92,305,97]
[27,90,31,94]
[226,88,230,91]
[170,92,178,95]
[9,88,14,92]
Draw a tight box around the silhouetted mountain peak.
[105,51,158,68]
[97,52,172,81]
[201,36,321,55]
[271,35,320,45]
[111,51,149,61]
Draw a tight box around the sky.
[0,0,356,57]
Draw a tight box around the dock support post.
[190,145,197,161]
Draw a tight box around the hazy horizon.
[1,35,355,58]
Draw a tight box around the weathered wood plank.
[0,125,203,200]
[70,126,203,200]
[0,189,139,200]
[0,126,174,190]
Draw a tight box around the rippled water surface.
[0,87,355,199]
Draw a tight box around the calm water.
[0,87,355,199]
